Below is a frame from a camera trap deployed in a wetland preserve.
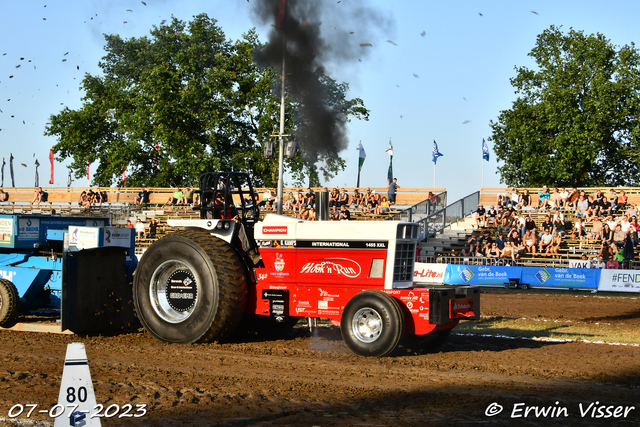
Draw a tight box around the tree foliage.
[45,14,368,188]
[489,25,640,187]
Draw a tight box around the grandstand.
[0,185,637,265]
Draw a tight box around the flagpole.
[482,136,485,188]
[433,163,436,188]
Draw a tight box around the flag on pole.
[356,141,366,188]
[277,0,287,29]
[385,139,394,184]
[49,147,55,184]
[34,159,40,187]
[432,140,443,164]
[9,153,15,187]
[482,138,490,161]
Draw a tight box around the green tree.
[45,14,368,188]
[489,25,640,187]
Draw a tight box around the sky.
[1,0,640,203]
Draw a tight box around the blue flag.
[432,140,443,164]
[482,138,490,161]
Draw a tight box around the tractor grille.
[393,242,416,282]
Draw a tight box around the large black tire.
[341,291,404,357]
[0,279,19,328]
[133,230,248,344]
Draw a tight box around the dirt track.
[1,292,639,426]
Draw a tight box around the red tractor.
[133,172,479,356]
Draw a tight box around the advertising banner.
[521,267,599,289]
[598,270,640,293]
[444,265,522,285]
[413,262,447,284]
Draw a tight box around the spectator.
[584,195,599,222]
[559,187,570,207]
[498,213,516,235]
[508,188,520,207]
[380,197,390,213]
[495,233,506,250]
[537,186,550,208]
[520,188,531,208]
[328,188,339,208]
[613,224,626,247]
[501,241,518,262]
[486,206,498,228]
[600,198,612,216]
[599,242,613,262]
[79,191,91,209]
[588,216,603,241]
[339,204,351,220]
[523,215,537,236]
[0,188,8,202]
[608,189,618,212]
[540,215,553,234]
[549,187,561,208]
[509,229,525,257]
[146,218,158,238]
[567,187,580,208]
[523,229,537,254]
[135,219,145,240]
[31,187,48,205]
[575,195,589,218]
[180,186,195,205]
[338,188,349,208]
[620,215,631,233]
[135,187,151,206]
[539,229,554,253]
[466,232,479,255]
[553,213,566,237]
[91,188,103,206]
[164,188,183,205]
[478,230,494,254]
[486,242,501,258]
[496,188,509,208]
[126,220,134,228]
[351,189,363,208]
[547,233,563,257]
[605,215,617,231]
[600,223,614,245]
[617,190,628,210]
[308,207,317,221]
[475,204,487,228]
[571,217,586,239]
[387,178,400,205]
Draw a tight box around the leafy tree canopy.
[489,25,640,187]
[45,14,368,188]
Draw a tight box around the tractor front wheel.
[0,279,19,328]
[341,291,404,357]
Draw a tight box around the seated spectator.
[284,192,296,211]
[164,188,183,205]
[495,233,506,250]
[475,204,487,228]
[478,230,494,254]
[126,219,134,228]
[547,233,563,256]
[620,215,631,233]
[510,188,520,207]
[338,188,349,207]
[496,189,509,208]
[553,214,566,237]
[351,189,363,208]
[600,198,612,216]
[31,187,48,205]
[146,218,158,238]
[0,188,8,202]
[298,205,310,220]
[339,204,351,220]
[600,223,614,245]
[501,241,518,261]
[549,187,561,208]
[613,224,626,247]
[617,190,628,210]
[486,206,498,227]
[508,229,524,255]
[567,187,580,208]
[539,229,554,253]
[179,186,195,205]
[559,187,569,207]
[605,215,617,231]
[135,187,150,206]
[328,188,339,208]
[79,191,91,209]
[308,207,317,221]
[594,189,604,206]
[380,197,390,213]
[485,242,501,258]
[329,205,339,220]
[571,217,586,239]
[599,242,613,261]
[523,229,537,254]
[523,215,536,236]
[135,219,145,240]
[575,195,589,218]
[520,189,531,208]
[540,215,553,234]
[588,216,603,241]
[584,195,600,222]
[537,186,550,208]
[608,188,618,212]
[466,232,479,255]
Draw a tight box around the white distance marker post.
[54,342,102,427]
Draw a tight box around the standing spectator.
[475,204,487,228]
[387,178,400,205]
[135,219,145,240]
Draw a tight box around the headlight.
[216,222,223,230]
[223,222,230,230]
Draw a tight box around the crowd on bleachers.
[460,187,638,268]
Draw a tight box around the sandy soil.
[1,292,639,426]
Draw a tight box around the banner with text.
[521,267,600,289]
[444,265,522,285]
[413,263,447,284]
[598,270,640,293]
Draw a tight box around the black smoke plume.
[251,0,391,168]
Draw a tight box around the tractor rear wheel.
[0,279,19,328]
[133,230,247,344]
[341,291,404,357]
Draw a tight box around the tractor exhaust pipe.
[316,190,329,221]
